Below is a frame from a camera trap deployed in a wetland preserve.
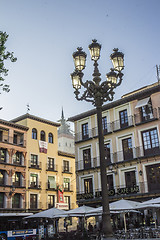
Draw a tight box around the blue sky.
[0,0,160,124]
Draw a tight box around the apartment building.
[0,119,28,212]
[68,82,160,207]
[12,114,76,212]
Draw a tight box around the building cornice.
[0,119,29,131]
[58,150,75,158]
[11,113,60,127]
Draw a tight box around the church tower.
[58,108,74,154]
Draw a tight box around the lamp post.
[71,39,124,239]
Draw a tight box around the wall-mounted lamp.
[139,170,143,176]
[108,165,117,174]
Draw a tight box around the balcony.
[76,145,160,171]
[29,202,42,210]
[135,108,158,125]
[92,122,113,137]
[75,111,160,143]
[46,163,58,172]
[64,184,73,192]
[113,115,134,132]
[29,181,41,189]
[77,181,158,202]
[62,166,72,174]
[29,160,42,169]
[75,129,93,142]
[46,182,57,191]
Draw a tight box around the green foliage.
[0,31,17,93]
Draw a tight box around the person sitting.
[88,222,93,232]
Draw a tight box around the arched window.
[32,128,37,139]
[40,130,46,141]
[48,133,53,143]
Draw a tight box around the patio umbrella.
[140,197,160,205]
[109,199,140,211]
[137,203,160,228]
[109,199,140,233]
[64,205,95,217]
[24,207,67,219]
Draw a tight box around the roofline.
[58,150,75,158]
[0,119,29,131]
[11,113,61,127]
[68,83,160,122]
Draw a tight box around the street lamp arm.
[116,72,123,86]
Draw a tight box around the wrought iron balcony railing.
[29,160,42,169]
[74,109,160,143]
[46,163,58,171]
[76,181,157,202]
[62,166,72,173]
[134,108,158,125]
[28,180,41,189]
[112,115,134,131]
[76,145,160,171]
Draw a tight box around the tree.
[0,31,17,93]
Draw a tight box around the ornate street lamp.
[71,39,124,239]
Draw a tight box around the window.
[84,178,93,194]
[83,148,91,169]
[102,116,107,134]
[142,128,159,156]
[63,160,69,172]
[30,194,37,209]
[125,171,136,188]
[104,143,111,164]
[48,133,53,143]
[32,128,37,139]
[48,195,55,208]
[31,154,38,167]
[146,163,160,192]
[122,137,133,160]
[30,174,38,188]
[119,109,128,128]
[82,123,89,140]
[48,176,56,189]
[48,158,55,170]
[12,193,20,208]
[12,172,21,187]
[13,152,22,165]
[107,175,114,190]
[40,130,46,141]
[141,99,153,122]
[0,148,6,162]
[0,193,4,208]
[64,178,70,191]
[13,132,24,145]
[64,196,70,209]
[0,170,5,185]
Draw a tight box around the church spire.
[61,107,64,120]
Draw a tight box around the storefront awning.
[135,97,150,109]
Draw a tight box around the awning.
[135,97,150,109]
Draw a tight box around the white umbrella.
[140,197,160,205]
[109,199,140,233]
[64,205,95,217]
[109,199,140,211]
[137,203,160,228]
[25,207,67,219]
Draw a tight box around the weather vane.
[27,104,30,113]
